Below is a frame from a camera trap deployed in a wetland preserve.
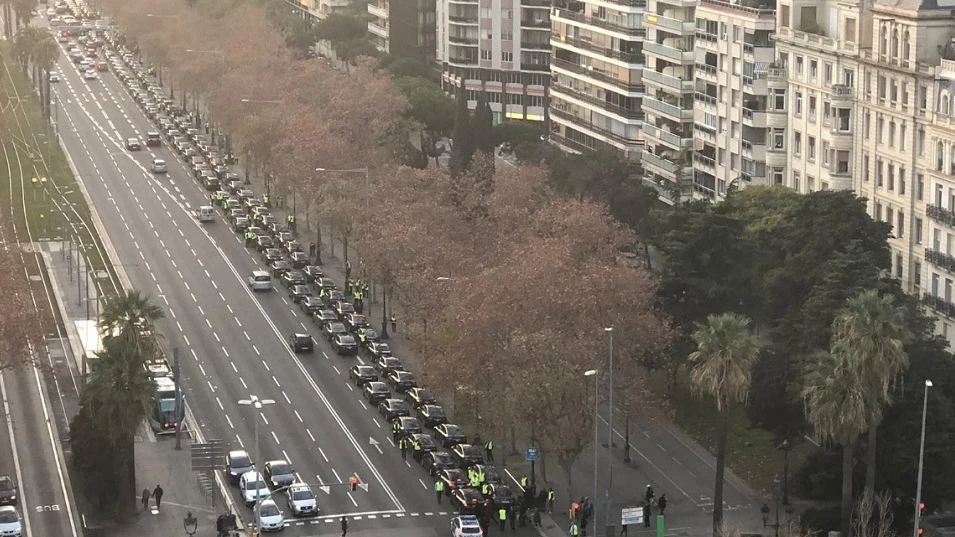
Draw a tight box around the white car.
[83,70,96,80]
[49,72,60,82]
[238,471,269,507]
[285,484,318,517]
[150,159,167,174]
[0,506,21,537]
[256,499,285,532]
[451,515,483,537]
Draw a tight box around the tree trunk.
[116,436,137,520]
[342,234,348,267]
[315,218,323,264]
[864,426,876,497]
[841,440,854,537]
[712,409,729,537]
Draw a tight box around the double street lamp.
[238,394,276,536]
[914,379,934,537]
[584,369,598,527]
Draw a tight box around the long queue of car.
[104,30,514,534]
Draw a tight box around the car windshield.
[292,489,314,501]
[0,479,13,492]
[247,480,267,490]
[384,358,400,366]
[270,464,291,475]
[358,367,373,375]
[435,453,453,463]
[0,511,16,523]
[259,504,280,517]
[428,407,445,416]
[158,399,176,412]
[462,527,481,534]
[231,456,251,468]
[445,425,462,435]
[295,335,310,343]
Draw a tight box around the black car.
[145,131,161,147]
[300,296,324,316]
[405,387,436,408]
[349,365,378,386]
[421,451,456,476]
[125,137,141,150]
[393,416,422,438]
[363,381,391,403]
[288,332,314,353]
[344,313,369,332]
[321,289,345,307]
[270,260,292,278]
[488,484,518,509]
[334,301,356,319]
[408,433,437,461]
[262,248,283,264]
[226,450,255,486]
[0,477,16,505]
[387,370,417,393]
[263,460,296,490]
[313,309,339,328]
[281,270,307,288]
[452,488,487,515]
[285,240,304,254]
[256,235,275,251]
[360,328,380,345]
[471,464,502,485]
[450,444,485,468]
[366,342,392,360]
[374,355,404,376]
[290,251,309,269]
[377,398,410,421]
[437,469,468,495]
[434,423,468,448]
[332,334,359,356]
[315,277,337,291]
[417,404,448,427]
[288,285,312,304]
[323,322,348,342]
[302,265,324,282]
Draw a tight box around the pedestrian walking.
[620,524,628,536]
[309,242,316,260]
[152,484,164,510]
[390,314,397,332]
[435,479,444,504]
[580,513,589,537]
[341,516,348,537]
[761,503,771,527]
[658,494,667,516]
[499,507,507,531]
[533,509,542,528]
[643,502,651,528]
[548,488,555,514]
[392,420,400,443]
[510,506,517,531]
[570,521,580,537]
[570,502,579,520]
[141,488,150,511]
[484,439,494,462]
[399,438,408,460]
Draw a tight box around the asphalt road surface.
[48,47,455,535]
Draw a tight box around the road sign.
[525,448,539,461]
[190,439,226,471]
[621,507,644,526]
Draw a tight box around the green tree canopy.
[385,57,435,79]
[449,88,473,178]
[394,76,455,134]
[313,13,367,43]
[471,92,494,155]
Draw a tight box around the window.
[845,17,857,42]
[481,49,492,60]
[720,22,727,40]
[916,218,923,244]
[875,201,882,220]
[914,261,921,287]
[772,128,785,149]
[824,63,832,85]
[502,51,513,62]
[887,208,893,229]
[920,85,928,110]
[898,212,905,238]
[501,29,513,40]
[808,175,816,192]
[772,167,784,184]
[808,136,816,161]
[810,59,818,81]
[896,253,903,279]
[794,132,802,155]
[780,5,791,27]
[877,117,884,143]
[889,120,895,147]
[878,76,886,99]
[888,163,895,190]
[502,9,512,18]
[795,55,803,76]
[824,102,831,124]
[863,155,870,182]
[891,80,898,103]
[809,96,817,120]
[917,173,924,201]
[900,168,906,195]
[733,25,741,42]
[918,128,926,155]
[795,91,803,115]
[772,89,786,111]
[822,141,830,165]
[793,171,801,191]
[877,159,884,186]
[900,124,906,148]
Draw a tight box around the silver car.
[285,484,318,517]
[150,159,167,174]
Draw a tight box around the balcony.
[550,108,643,146]
[695,92,716,108]
[448,55,479,65]
[521,41,551,50]
[368,21,388,38]
[926,249,955,273]
[521,62,551,71]
[521,18,551,28]
[449,15,479,24]
[693,153,716,170]
[449,35,479,46]
[831,84,853,102]
[700,0,775,17]
[643,95,693,121]
[551,8,645,37]
[742,106,766,127]
[642,150,685,176]
[642,69,694,93]
[644,41,693,64]
[552,58,645,94]
[695,62,717,80]
[522,0,549,7]
[645,13,694,35]
[601,0,648,6]
[922,292,955,318]
[367,2,387,18]
[551,33,645,65]
[696,32,717,50]
[551,83,644,120]
[643,123,692,150]
[928,205,955,227]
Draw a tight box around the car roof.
[241,470,263,480]
[229,450,249,458]
[265,459,289,466]
[251,270,269,277]
[458,515,481,526]
[293,333,309,338]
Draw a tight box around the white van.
[193,205,215,223]
[248,271,272,292]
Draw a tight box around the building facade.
[368,0,438,63]
[288,0,352,21]
[436,0,551,122]
[548,0,646,160]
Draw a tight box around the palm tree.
[12,25,38,74]
[98,290,165,360]
[831,289,912,496]
[688,312,761,537]
[81,337,155,516]
[801,349,878,537]
[11,0,36,30]
[30,29,59,120]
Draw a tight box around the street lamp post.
[585,369,598,527]
[183,511,198,536]
[238,395,276,536]
[604,326,614,534]
[914,379,933,537]
[779,439,792,505]
[772,476,782,537]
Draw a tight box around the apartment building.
[692,0,774,200]
[436,0,551,122]
[640,0,696,202]
[287,0,351,21]
[548,0,646,160]
[368,0,438,63]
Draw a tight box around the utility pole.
[605,327,614,534]
[174,347,182,450]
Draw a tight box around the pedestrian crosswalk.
[284,511,452,527]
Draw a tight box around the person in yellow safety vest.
[245,230,254,247]
[499,508,507,531]
[467,468,475,485]
[320,288,328,301]
[358,331,366,345]
[485,440,494,462]
[570,521,580,537]
[263,194,270,208]
[548,488,556,513]
[392,420,400,442]
[521,475,529,488]
[412,439,421,460]
[479,471,486,484]
[482,482,490,496]
[434,479,444,504]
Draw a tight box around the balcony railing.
[922,292,955,318]
[644,41,693,63]
[520,18,550,28]
[695,63,717,76]
[551,83,644,120]
[550,108,643,145]
[551,33,645,64]
[927,249,955,272]
[602,0,647,6]
[448,55,479,64]
[700,0,775,17]
[642,151,682,175]
[551,58,645,93]
[521,0,549,7]
[643,124,692,149]
[449,15,479,23]
[693,153,716,169]
[695,92,716,106]
[642,69,695,93]
[928,205,955,227]
[449,35,479,45]
[521,41,551,50]
[643,95,693,121]
[552,8,645,36]
[646,13,694,35]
